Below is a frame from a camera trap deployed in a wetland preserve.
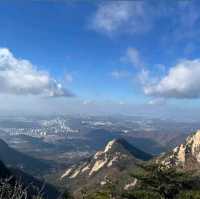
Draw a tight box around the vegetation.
[0,177,43,199]
[0,177,74,199]
[78,163,200,199]
[78,177,120,199]
[123,190,160,199]
[125,163,200,199]
[177,191,200,199]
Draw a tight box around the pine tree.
[130,163,199,199]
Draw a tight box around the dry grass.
[0,177,44,199]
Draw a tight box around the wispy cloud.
[0,48,74,97]
[122,47,144,68]
[90,1,152,36]
[90,1,200,42]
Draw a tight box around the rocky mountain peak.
[186,130,200,153]
[104,139,117,153]
[61,138,152,180]
[160,129,200,169]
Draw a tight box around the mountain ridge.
[61,138,152,180]
[60,138,152,198]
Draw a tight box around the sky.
[0,0,200,119]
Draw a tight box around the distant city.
[2,118,79,138]
[0,115,199,149]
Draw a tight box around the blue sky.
[0,0,200,118]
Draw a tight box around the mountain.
[61,138,152,179]
[0,139,54,176]
[60,138,152,197]
[158,129,200,170]
[85,129,167,155]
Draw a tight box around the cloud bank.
[144,59,200,99]
[0,48,73,97]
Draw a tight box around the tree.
[130,163,199,199]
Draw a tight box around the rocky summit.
[159,130,200,170]
[61,138,152,180]
[60,138,152,198]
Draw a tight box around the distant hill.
[0,139,54,176]
[60,138,152,197]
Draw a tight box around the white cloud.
[144,59,200,99]
[0,48,73,97]
[111,70,130,79]
[90,1,152,35]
